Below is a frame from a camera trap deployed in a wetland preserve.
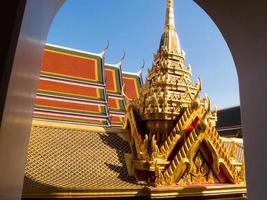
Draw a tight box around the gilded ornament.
[123,0,245,187]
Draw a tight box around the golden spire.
[165,0,175,31]
[159,0,181,54]
[123,0,245,188]
[132,0,200,123]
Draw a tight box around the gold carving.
[123,0,245,187]
[151,135,160,159]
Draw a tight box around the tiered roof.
[105,63,125,127]
[33,44,142,128]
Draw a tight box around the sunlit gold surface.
[123,0,246,188]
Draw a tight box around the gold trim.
[22,185,246,199]
[31,120,106,132]
[31,120,130,135]
[149,184,246,199]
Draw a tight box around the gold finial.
[159,0,181,53]
[165,0,175,31]
[167,0,173,8]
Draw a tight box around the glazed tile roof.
[33,44,142,128]
[122,72,143,100]
[23,122,142,195]
[34,44,110,127]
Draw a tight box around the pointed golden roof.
[133,0,200,129]
[159,0,181,54]
[122,1,245,185]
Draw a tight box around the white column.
[0,1,64,199]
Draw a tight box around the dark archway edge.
[195,1,267,199]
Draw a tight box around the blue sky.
[47,0,240,109]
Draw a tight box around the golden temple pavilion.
[22,0,246,199]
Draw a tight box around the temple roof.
[122,71,143,100]
[215,106,242,137]
[217,106,241,129]
[23,122,142,195]
[135,0,200,122]
[34,44,142,128]
[23,121,245,199]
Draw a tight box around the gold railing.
[126,105,147,159]
[205,123,238,182]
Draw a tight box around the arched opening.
[1,0,267,199]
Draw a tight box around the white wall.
[0,1,64,199]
